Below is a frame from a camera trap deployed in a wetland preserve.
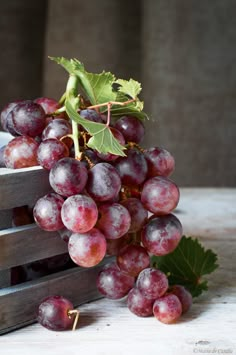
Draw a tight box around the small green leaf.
[151,236,219,297]
[65,100,126,156]
[116,78,142,99]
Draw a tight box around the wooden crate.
[0,166,108,334]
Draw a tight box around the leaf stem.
[87,98,136,110]
[59,92,66,105]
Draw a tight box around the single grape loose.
[37,295,78,331]
[153,294,182,324]
[33,193,65,231]
[96,262,135,299]
[136,268,168,300]
[141,176,180,215]
[61,194,98,233]
[127,287,154,317]
[68,228,107,267]
[141,214,182,256]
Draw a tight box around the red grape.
[4,136,39,169]
[49,157,88,197]
[68,228,107,267]
[37,139,69,170]
[114,149,148,186]
[153,294,182,324]
[86,162,121,202]
[144,146,175,177]
[114,116,145,143]
[121,197,148,233]
[136,268,168,300]
[61,194,98,233]
[96,262,135,299]
[33,193,65,231]
[170,285,192,313]
[0,101,22,132]
[141,214,182,256]
[127,287,154,317]
[141,176,180,215]
[37,295,77,331]
[10,101,46,137]
[96,202,131,239]
[42,118,72,142]
[117,244,150,277]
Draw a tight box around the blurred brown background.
[0,0,235,186]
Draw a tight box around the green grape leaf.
[65,100,126,156]
[151,236,219,297]
[115,78,142,99]
[50,56,148,119]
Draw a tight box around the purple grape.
[34,97,62,115]
[117,244,150,277]
[86,162,121,202]
[33,193,65,231]
[37,139,69,170]
[136,268,168,300]
[141,214,182,256]
[10,101,46,137]
[114,149,148,186]
[96,262,135,299]
[141,176,180,215]
[79,109,103,123]
[170,285,192,313]
[42,118,72,143]
[127,287,154,317]
[0,101,22,132]
[68,228,107,267]
[61,194,98,233]
[144,146,175,178]
[153,294,182,324]
[114,116,145,143]
[4,136,39,169]
[37,295,76,331]
[49,157,88,197]
[96,202,131,239]
[121,197,148,233]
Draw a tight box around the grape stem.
[66,74,81,159]
[68,309,80,331]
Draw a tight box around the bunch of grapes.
[0,96,192,329]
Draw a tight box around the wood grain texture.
[0,224,67,270]
[0,258,113,335]
[0,188,235,355]
[0,166,51,210]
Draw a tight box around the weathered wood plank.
[0,270,11,288]
[0,209,12,230]
[0,166,51,210]
[0,224,67,270]
[0,258,112,334]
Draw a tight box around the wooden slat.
[0,270,11,288]
[0,166,51,210]
[0,224,67,270]
[0,258,113,334]
[0,209,12,229]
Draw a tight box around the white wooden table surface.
[0,188,235,355]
